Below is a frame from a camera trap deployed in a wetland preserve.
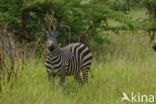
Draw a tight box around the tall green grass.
[1,31,156,104]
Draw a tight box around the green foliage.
[143,0,156,31]
[111,0,145,12]
[145,0,156,19]
[0,0,139,44]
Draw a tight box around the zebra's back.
[62,43,92,73]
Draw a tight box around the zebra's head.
[152,41,156,52]
[46,27,57,52]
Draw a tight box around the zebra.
[152,41,156,52]
[45,28,92,86]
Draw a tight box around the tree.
[0,0,135,44]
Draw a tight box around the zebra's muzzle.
[48,45,55,52]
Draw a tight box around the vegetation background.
[0,0,156,104]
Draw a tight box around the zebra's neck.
[48,46,60,58]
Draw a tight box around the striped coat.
[45,42,92,86]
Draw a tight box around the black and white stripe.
[45,42,92,86]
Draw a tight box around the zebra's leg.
[60,76,65,87]
[82,69,89,84]
[47,71,56,86]
[74,73,83,84]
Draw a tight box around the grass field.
[1,31,156,104]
